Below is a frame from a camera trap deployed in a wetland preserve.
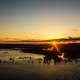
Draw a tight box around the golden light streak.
[58,53,65,60]
[52,41,60,52]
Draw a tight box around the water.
[0,49,44,61]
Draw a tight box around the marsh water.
[0,49,45,63]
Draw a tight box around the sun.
[53,41,57,45]
[52,41,60,52]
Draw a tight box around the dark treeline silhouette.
[62,43,80,59]
[0,43,51,49]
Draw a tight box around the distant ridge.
[3,37,80,42]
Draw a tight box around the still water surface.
[0,49,44,61]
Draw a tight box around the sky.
[0,0,80,41]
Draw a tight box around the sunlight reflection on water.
[0,49,44,60]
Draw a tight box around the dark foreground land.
[0,63,80,80]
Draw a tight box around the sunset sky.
[0,0,80,41]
